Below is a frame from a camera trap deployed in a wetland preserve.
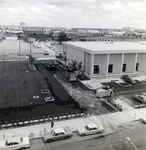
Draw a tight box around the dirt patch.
[54,71,114,115]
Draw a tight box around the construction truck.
[96,85,116,98]
[65,71,77,82]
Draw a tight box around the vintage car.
[140,116,146,123]
[96,85,116,98]
[132,94,146,103]
[77,123,105,136]
[0,136,30,150]
[43,127,73,143]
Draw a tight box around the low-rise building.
[63,41,146,79]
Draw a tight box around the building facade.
[63,41,146,79]
[20,22,26,28]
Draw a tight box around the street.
[29,120,146,150]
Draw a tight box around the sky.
[0,0,146,29]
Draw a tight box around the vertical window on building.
[122,64,126,72]
[108,64,113,73]
[136,63,139,71]
[94,65,99,74]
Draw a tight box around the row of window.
[94,63,139,74]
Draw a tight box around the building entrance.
[94,65,99,74]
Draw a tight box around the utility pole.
[19,40,21,54]
[30,42,32,54]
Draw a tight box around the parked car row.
[42,123,105,143]
[0,53,9,57]
[0,123,104,149]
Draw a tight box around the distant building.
[20,22,26,28]
[123,27,135,32]
[63,41,146,79]
[23,29,51,40]
[0,25,20,30]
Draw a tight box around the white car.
[77,123,105,136]
[43,127,73,143]
[140,116,146,123]
[132,94,146,103]
[0,136,30,150]
[96,86,116,98]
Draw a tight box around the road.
[29,121,146,150]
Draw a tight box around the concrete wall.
[94,54,107,75]
[84,53,91,75]
[123,53,135,73]
[137,53,146,72]
[67,44,146,77]
[109,54,122,74]
[66,46,84,67]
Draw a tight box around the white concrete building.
[63,41,146,79]
[20,22,26,28]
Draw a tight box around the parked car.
[43,127,73,143]
[43,52,49,55]
[0,136,30,150]
[77,123,105,136]
[2,53,9,56]
[140,116,146,123]
[96,85,116,98]
[141,92,146,96]
[132,94,146,103]
[121,75,136,85]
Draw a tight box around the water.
[0,38,56,55]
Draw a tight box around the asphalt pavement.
[0,63,82,123]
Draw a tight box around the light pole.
[27,37,34,54]
[126,137,138,150]
[30,42,32,54]
[19,40,21,54]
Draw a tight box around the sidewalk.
[0,107,146,141]
[81,75,146,90]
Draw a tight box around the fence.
[0,58,29,62]
[0,112,88,130]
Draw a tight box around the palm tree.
[71,59,78,71]
[78,62,82,71]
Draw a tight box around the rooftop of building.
[63,41,146,54]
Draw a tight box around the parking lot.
[0,61,82,123]
[101,79,146,108]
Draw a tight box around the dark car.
[43,52,49,55]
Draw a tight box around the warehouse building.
[63,41,146,79]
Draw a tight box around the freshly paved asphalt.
[0,63,82,123]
